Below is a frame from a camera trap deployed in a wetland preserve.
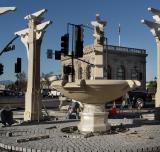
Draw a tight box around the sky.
[0,0,159,81]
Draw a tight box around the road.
[105,101,155,109]
[0,96,155,110]
[0,96,60,109]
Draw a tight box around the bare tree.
[15,71,27,93]
[41,73,51,90]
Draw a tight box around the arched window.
[117,65,125,80]
[139,72,143,80]
[86,65,91,80]
[78,67,83,80]
[131,69,137,80]
[62,65,68,81]
[107,65,112,79]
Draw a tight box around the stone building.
[61,14,147,90]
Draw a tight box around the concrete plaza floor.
[0,109,160,152]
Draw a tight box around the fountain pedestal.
[78,104,110,133]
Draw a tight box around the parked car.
[105,90,152,109]
[0,90,16,96]
[128,90,152,108]
[41,89,50,97]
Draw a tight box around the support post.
[24,19,42,121]
[91,14,106,79]
[142,7,160,120]
[155,38,160,119]
[15,9,52,121]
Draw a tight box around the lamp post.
[142,7,160,120]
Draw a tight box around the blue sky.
[0,0,159,81]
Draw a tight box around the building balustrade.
[106,45,146,54]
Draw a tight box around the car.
[41,89,50,97]
[105,90,152,109]
[127,90,152,108]
[0,90,16,96]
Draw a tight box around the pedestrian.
[120,98,126,112]
[120,93,128,111]
[0,106,14,127]
[66,101,81,119]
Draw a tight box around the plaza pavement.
[0,109,160,152]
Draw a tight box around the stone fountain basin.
[52,80,141,104]
[52,79,141,133]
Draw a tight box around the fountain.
[53,79,140,133]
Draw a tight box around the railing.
[106,45,146,54]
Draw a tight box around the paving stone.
[27,148,32,152]
[31,149,37,152]
[7,145,12,150]
[4,145,7,150]
[1,112,160,152]
[23,147,27,152]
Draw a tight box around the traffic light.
[55,51,61,60]
[47,49,53,59]
[61,33,69,55]
[0,63,4,75]
[75,25,84,58]
[15,58,21,73]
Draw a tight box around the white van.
[48,89,61,98]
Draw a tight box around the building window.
[86,65,91,80]
[117,65,125,80]
[78,67,83,79]
[139,72,143,80]
[131,66,142,80]
[131,69,137,80]
[107,65,112,79]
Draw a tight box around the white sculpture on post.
[15,9,52,121]
[0,7,16,15]
[142,7,160,120]
[91,14,107,79]
[91,14,106,45]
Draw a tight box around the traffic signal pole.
[47,22,96,82]
[48,23,95,82]
[66,23,84,82]
[71,25,74,82]
[0,35,19,76]
[0,35,19,56]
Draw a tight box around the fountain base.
[78,104,110,133]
